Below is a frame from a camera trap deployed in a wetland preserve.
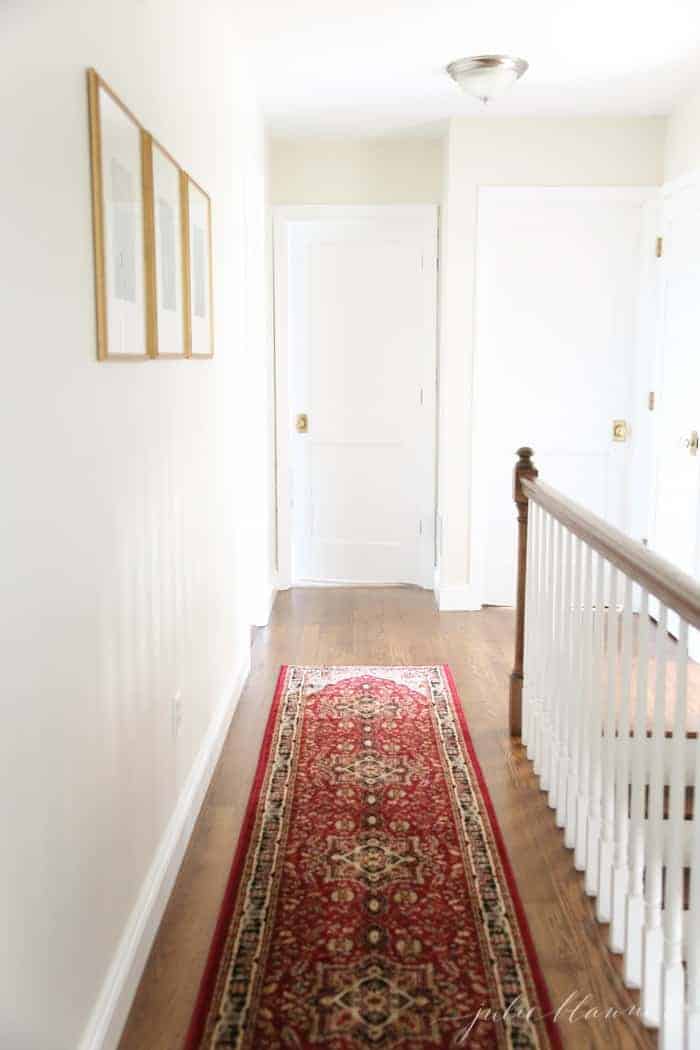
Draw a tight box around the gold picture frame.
[144,135,188,359]
[87,69,151,361]
[181,173,214,359]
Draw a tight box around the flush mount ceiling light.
[446,54,529,104]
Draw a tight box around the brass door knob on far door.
[295,413,309,433]
[684,430,699,455]
[612,419,628,442]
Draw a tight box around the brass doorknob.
[684,430,699,455]
[295,413,308,434]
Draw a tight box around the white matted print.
[87,69,148,360]
[184,176,214,358]
[150,140,186,358]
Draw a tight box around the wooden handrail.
[510,447,700,737]
[522,478,700,630]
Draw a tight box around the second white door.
[474,188,652,606]
[652,180,700,658]
[279,207,437,587]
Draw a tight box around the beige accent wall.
[270,136,443,203]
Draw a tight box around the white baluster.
[528,503,541,760]
[575,542,593,871]
[625,588,650,988]
[610,575,633,952]
[522,499,537,749]
[533,504,548,768]
[660,619,688,1049]
[556,527,573,829]
[540,513,556,792]
[530,501,542,747]
[688,693,700,1046]
[548,521,563,811]
[585,552,605,896]
[533,510,549,776]
[565,536,582,851]
[598,566,618,923]
[642,604,668,1028]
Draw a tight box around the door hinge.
[419,386,424,406]
[648,390,655,411]
[419,519,423,536]
[655,236,663,258]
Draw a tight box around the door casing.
[649,170,700,659]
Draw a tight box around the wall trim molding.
[291,579,413,588]
[437,584,482,612]
[251,577,278,627]
[78,655,252,1050]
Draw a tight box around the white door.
[652,181,700,656]
[277,207,437,587]
[473,188,651,606]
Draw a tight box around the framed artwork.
[143,135,187,358]
[87,69,149,361]
[182,174,214,358]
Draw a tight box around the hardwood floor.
[118,587,656,1050]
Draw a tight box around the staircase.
[509,447,700,1050]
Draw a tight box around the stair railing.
[510,446,700,1048]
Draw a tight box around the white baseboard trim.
[437,584,482,612]
[79,654,251,1050]
[293,578,410,587]
[251,577,278,628]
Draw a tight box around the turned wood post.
[510,446,538,737]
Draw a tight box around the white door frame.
[649,169,700,659]
[648,167,700,555]
[273,204,439,590]
[470,185,657,608]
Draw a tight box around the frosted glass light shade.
[446,55,528,104]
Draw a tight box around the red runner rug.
[184,666,560,1049]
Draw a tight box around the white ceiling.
[242,0,700,137]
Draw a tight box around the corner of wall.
[664,86,700,184]
[436,581,482,612]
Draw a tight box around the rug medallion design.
[184,666,560,1049]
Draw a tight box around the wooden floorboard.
[118,587,657,1050]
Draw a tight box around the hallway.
[119,589,654,1050]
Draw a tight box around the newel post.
[510,446,538,737]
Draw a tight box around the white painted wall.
[665,83,700,182]
[437,116,665,610]
[270,137,443,203]
[0,2,274,1048]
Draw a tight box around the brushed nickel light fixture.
[446,54,529,104]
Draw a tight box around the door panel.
[475,190,648,606]
[653,184,700,657]
[286,210,437,586]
